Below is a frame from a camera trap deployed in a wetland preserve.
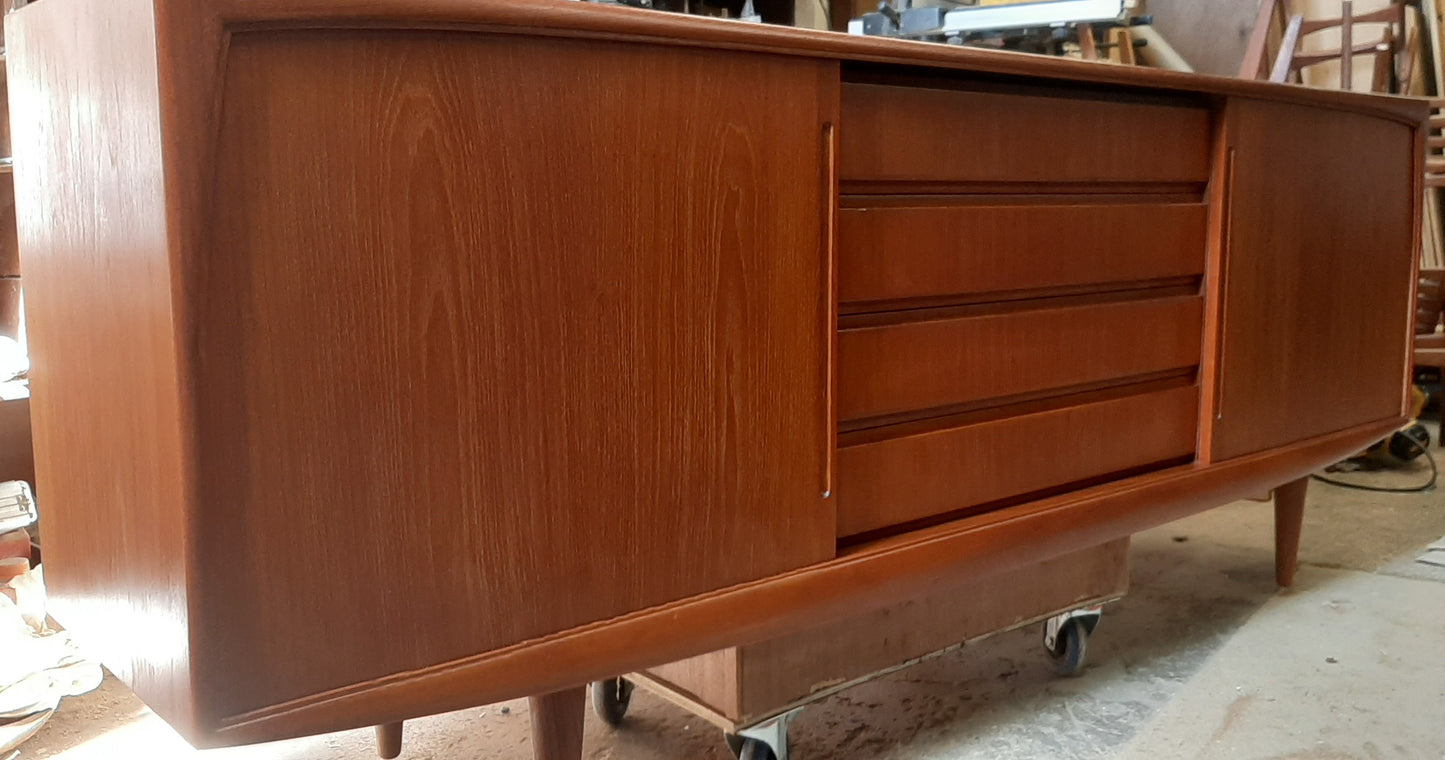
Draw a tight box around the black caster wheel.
[1046,618,1090,677]
[590,677,635,727]
[730,737,777,760]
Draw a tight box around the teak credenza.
[5,0,1425,757]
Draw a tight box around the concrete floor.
[17,456,1445,760]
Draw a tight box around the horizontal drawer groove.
[835,383,1201,540]
[839,369,1198,439]
[840,192,1205,208]
[839,181,1208,197]
[838,295,1205,422]
[839,281,1201,328]
[840,277,1201,318]
[839,201,1207,306]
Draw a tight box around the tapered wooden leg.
[1274,476,1309,587]
[375,722,403,759]
[529,687,586,760]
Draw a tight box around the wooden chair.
[1427,98,1445,190]
[1240,0,1408,92]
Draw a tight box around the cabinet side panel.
[6,0,196,736]
[194,31,833,718]
[1211,99,1416,460]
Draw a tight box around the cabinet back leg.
[529,687,587,760]
[1274,476,1308,587]
[375,722,403,759]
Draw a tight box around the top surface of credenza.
[147,0,1429,125]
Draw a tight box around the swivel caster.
[727,735,778,760]
[725,707,799,760]
[590,677,634,727]
[1042,606,1102,677]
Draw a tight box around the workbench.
[4,0,1423,758]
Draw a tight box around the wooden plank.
[1341,0,1353,89]
[839,83,1211,184]
[1239,0,1280,79]
[193,30,836,719]
[1424,0,1444,99]
[1109,26,1136,66]
[836,384,1199,538]
[838,201,1207,305]
[641,651,741,723]
[1078,22,1098,60]
[837,295,1204,423]
[0,177,16,278]
[1270,14,1304,83]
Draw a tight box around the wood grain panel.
[839,83,1211,184]
[839,202,1207,304]
[1209,99,1417,460]
[837,384,1198,538]
[193,30,835,718]
[4,0,200,738]
[838,295,1204,422]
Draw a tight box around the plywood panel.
[194,30,835,717]
[733,538,1129,720]
[642,650,739,721]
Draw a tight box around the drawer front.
[839,202,1206,305]
[840,83,1211,184]
[836,384,1199,538]
[838,295,1203,423]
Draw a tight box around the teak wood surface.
[837,295,1204,423]
[1208,98,1417,460]
[4,0,1426,751]
[837,200,1207,305]
[197,29,836,721]
[838,83,1213,184]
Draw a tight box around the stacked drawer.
[834,79,1211,541]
